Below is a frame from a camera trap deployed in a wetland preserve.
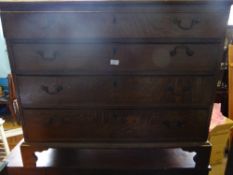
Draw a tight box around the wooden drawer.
[22,109,210,142]
[11,43,220,74]
[16,76,214,108]
[7,169,45,175]
[2,11,226,39]
[45,169,209,175]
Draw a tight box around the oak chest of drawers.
[0,0,231,169]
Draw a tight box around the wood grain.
[22,109,210,142]
[0,0,231,169]
[10,43,221,75]
[1,11,227,39]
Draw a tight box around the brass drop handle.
[41,85,63,95]
[37,50,58,61]
[173,18,199,30]
[170,46,194,57]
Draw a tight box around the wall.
[0,17,11,78]
[229,5,233,25]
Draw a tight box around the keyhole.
[183,86,192,93]
[48,117,54,125]
[112,48,117,57]
[166,85,174,93]
[176,121,185,127]
[113,113,118,118]
[113,80,118,87]
[112,16,117,24]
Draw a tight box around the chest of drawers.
[0,0,231,168]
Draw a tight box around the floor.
[1,115,20,130]
[1,114,23,152]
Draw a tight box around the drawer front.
[23,109,210,142]
[44,170,209,175]
[7,169,45,175]
[16,76,214,108]
[11,43,220,74]
[2,12,226,39]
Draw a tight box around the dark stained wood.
[16,76,214,108]
[10,43,221,75]
[1,11,228,39]
[18,141,211,169]
[22,109,210,142]
[0,1,231,16]
[44,169,210,175]
[5,141,211,175]
[0,0,231,169]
